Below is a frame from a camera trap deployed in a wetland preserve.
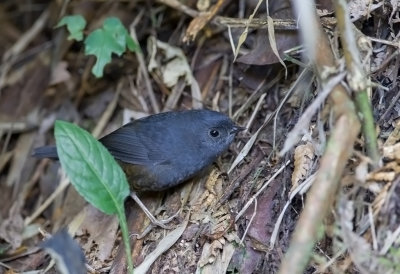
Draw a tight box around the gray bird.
[33,109,244,192]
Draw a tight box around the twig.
[280,71,346,155]
[129,25,160,113]
[232,74,280,120]
[244,93,266,133]
[157,0,336,30]
[0,8,50,93]
[25,176,70,226]
[369,205,378,251]
[92,83,121,138]
[279,1,361,273]
[235,161,290,222]
[334,0,380,167]
[228,111,274,174]
[156,0,198,17]
[270,173,316,249]
[378,76,400,122]
[240,198,257,244]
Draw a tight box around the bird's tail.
[32,145,59,159]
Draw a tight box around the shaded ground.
[1,0,400,273]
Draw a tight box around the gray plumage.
[33,109,243,191]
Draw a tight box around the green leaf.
[84,17,139,77]
[126,35,139,52]
[56,15,86,41]
[54,120,130,215]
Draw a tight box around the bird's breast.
[120,156,210,192]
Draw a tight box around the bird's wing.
[99,123,169,166]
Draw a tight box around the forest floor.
[1,0,400,273]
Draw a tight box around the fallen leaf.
[0,201,24,249]
[147,37,202,109]
[291,142,315,193]
[49,62,71,86]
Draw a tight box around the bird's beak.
[231,125,246,134]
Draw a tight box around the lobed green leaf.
[84,17,139,77]
[56,15,86,41]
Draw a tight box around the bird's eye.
[209,129,220,137]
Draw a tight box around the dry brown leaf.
[266,16,287,75]
[76,205,119,266]
[191,198,231,234]
[0,201,24,250]
[197,232,238,272]
[148,37,193,87]
[208,207,232,237]
[367,161,400,182]
[383,142,400,160]
[232,0,263,61]
[147,37,202,109]
[192,168,223,213]
[384,120,400,146]
[237,29,299,65]
[183,0,224,42]
[200,241,236,274]
[367,171,396,182]
[6,132,35,187]
[291,142,315,192]
[184,13,212,42]
[49,61,71,86]
[191,170,232,238]
[372,183,391,215]
[135,217,189,274]
[205,168,221,195]
[197,239,223,267]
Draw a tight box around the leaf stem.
[354,90,380,167]
[118,208,134,273]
